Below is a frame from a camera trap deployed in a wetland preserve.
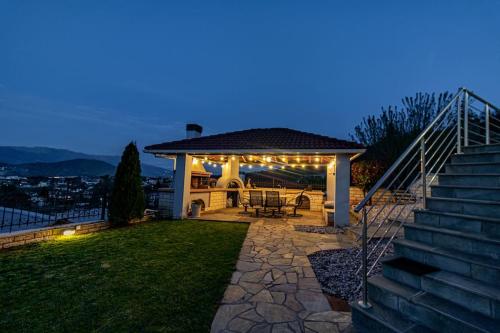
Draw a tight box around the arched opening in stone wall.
[296,195,310,209]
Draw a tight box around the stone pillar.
[326,160,336,202]
[172,154,192,219]
[334,154,350,227]
[229,158,240,179]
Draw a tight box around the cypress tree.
[109,142,145,226]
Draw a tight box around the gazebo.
[144,124,365,226]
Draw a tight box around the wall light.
[62,228,75,236]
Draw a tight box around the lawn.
[0,220,248,332]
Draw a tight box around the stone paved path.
[211,219,354,333]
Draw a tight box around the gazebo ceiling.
[144,128,365,154]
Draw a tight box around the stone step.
[351,300,432,333]
[393,239,500,285]
[430,185,500,201]
[368,275,499,333]
[382,256,439,289]
[437,173,500,187]
[426,196,500,219]
[421,271,500,320]
[414,210,500,237]
[451,151,500,164]
[404,223,500,261]
[463,143,500,154]
[445,162,500,174]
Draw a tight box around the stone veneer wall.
[160,187,396,216]
[207,191,227,211]
[349,187,393,206]
[0,220,109,250]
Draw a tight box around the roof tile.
[145,128,363,152]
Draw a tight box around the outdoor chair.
[249,190,264,217]
[286,190,305,217]
[264,191,283,217]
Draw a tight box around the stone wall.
[0,220,109,250]
[349,187,393,206]
[208,191,227,211]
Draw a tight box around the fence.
[0,189,108,234]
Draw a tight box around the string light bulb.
[231,156,235,161]
[248,165,253,169]
[314,157,320,162]
[281,165,285,169]
[301,164,306,169]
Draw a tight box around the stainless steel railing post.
[358,206,371,309]
[485,104,490,145]
[464,90,469,147]
[457,94,462,153]
[421,138,427,209]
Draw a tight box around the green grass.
[0,220,248,333]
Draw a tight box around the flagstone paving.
[211,219,355,333]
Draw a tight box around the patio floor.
[208,211,356,333]
[197,208,327,226]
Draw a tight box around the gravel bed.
[308,240,394,303]
[293,225,345,234]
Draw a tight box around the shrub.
[351,160,386,196]
[108,142,145,226]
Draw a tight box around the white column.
[326,160,336,202]
[334,154,350,227]
[172,154,192,219]
[229,158,240,179]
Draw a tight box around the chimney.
[186,123,203,139]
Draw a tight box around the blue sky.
[1,1,499,166]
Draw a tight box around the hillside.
[0,146,169,177]
[1,159,116,177]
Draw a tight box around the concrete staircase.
[352,144,500,333]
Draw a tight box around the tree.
[108,142,145,226]
[351,92,453,165]
[0,184,32,208]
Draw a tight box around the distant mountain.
[2,159,116,177]
[0,146,170,177]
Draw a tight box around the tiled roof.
[145,128,364,152]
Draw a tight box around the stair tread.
[438,173,500,176]
[414,292,500,332]
[369,276,499,332]
[394,239,500,269]
[431,184,500,190]
[352,300,430,333]
[404,223,500,244]
[416,209,500,223]
[427,196,500,205]
[424,271,500,301]
[457,150,500,156]
[449,161,500,166]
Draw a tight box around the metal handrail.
[354,88,464,213]
[355,88,499,309]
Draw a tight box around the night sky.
[1,1,499,167]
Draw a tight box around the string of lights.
[191,155,336,170]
